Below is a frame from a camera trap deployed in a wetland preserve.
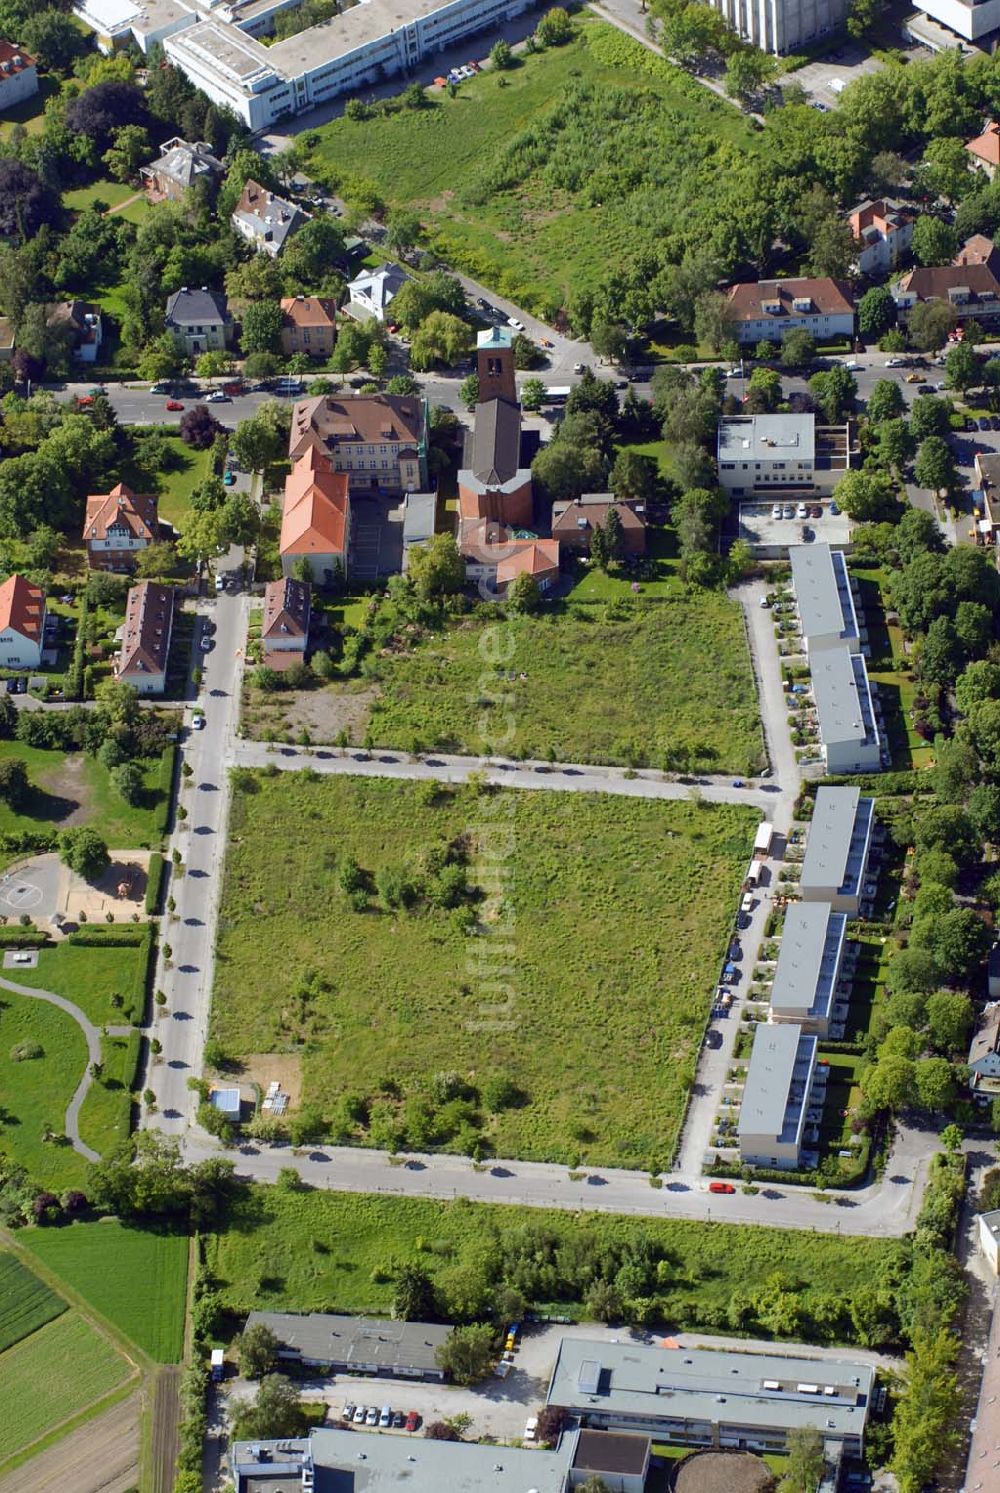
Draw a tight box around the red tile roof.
[280,447,349,557]
[0,573,44,643]
[289,394,424,461]
[725,277,855,324]
[262,576,311,639]
[280,296,336,330]
[117,581,173,679]
[967,121,1000,168]
[0,40,35,70]
[495,539,560,585]
[85,483,159,545]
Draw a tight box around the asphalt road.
[146,591,249,1132]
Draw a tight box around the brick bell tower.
[476,325,517,405]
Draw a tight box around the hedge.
[65,593,89,703]
[145,852,165,915]
[0,927,51,946]
[822,770,933,796]
[155,746,177,836]
[67,928,149,947]
[0,830,59,856]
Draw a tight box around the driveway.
[349,495,405,581]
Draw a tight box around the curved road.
[1,974,109,1161]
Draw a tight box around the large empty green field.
[25,1221,188,1363]
[306,18,758,311]
[204,1186,907,1346]
[213,774,754,1165]
[0,1311,132,1464]
[0,1254,65,1354]
[249,596,764,774]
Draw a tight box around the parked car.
[771,504,782,519]
[905,372,925,384]
[200,635,212,651]
[705,1029,723,1049]
[782,505,795,519]
[708,1180,735,1194]
[366,1407,379,1426]
[353,1406,367,1424]
[206,390,230,403]
[165,399,184,411]
[843,360,859,371]
[829,501,840,515]
[523,1417,538,1443]
[507,316,525,331]
[405,1411,421,1433]
[886,357,904,367]
[215,574,225,592]
[223,470,236,486]
[392,1411,405,1428]
[342,1404,355,1422]
[379,1406,392,1428]
[191,713,206,730]
[572,361,584,374]
[796,502,808,518]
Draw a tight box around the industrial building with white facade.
[75,0,535,129]
[546,1338,874,1456]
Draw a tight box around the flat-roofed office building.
[800,787,875,916]
[546,1337,873,1455]
[769,901,849,1038]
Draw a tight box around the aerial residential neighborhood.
[6,1,1000,1492]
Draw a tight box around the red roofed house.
[724,278,855,346]
[847,200,913,277]
[115,581,173,695]
[262,576,311,663]
[280,296,336,360]
[551,495,648,555]
[894,243,1000,326]
[967,121,1000,180]
[84,484,159,572]
[289,393,427,494]
[0,573,45,668]
[462,521,559,596]
[280,446,350,585]
[0,41,37,111]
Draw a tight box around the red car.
[405,1411,421,1432]
[708,1181,735,1195]
[165,399,184,411]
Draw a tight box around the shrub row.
[67,928,150,947]
[155,747,177,836]
[0,829,58,855]
[65,593,90,703]
[0,927,50,947]
[823,770,932,796]
[144,853,165,915]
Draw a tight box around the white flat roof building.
[790,543,861,654]
[738,1022,821,1171]
[546,1337,872,1453]
[769,901,848,1038]
[155,0,535,129]
[800,787,875,916]
[910,0,1000,43]
[707,0,849,54]
[810,644,882,776]
[718,414,815,495]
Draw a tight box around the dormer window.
[792,297,813,312]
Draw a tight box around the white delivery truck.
[753,821,774,859]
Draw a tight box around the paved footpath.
[0,975,109,1160]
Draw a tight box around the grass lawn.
[120,431,213,533]
[214,774,754,1166]
[0,740,170,849]
[0,991,92,1190]
[63,180,140,214]
[249,594,763,773]
[77,1028,139,1160]
[0,1253,66,1354]
[25,1221,188,1363]
[11,942,151,1027]
[305,17,758,313]
[0,1310,132,1464]
[204,1185,908,1343]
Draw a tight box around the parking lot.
[349,495,405,581]
[737,500,853,557]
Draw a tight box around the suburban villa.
[0,573,45,669]
[84,484,160,572]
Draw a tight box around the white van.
[740,893,755,914]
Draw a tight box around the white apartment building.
[810,643,882,775]
[790,542,862,654]
[718,416,852,497]
[708,0,848,52]
[76,0,536,129]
